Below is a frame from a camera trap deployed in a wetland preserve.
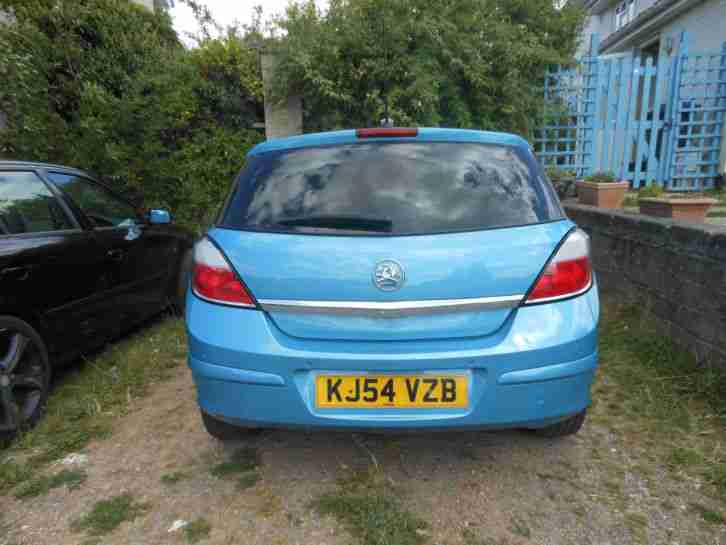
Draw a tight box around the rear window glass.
[220,142,562,235]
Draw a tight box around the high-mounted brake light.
[192,238,255,307]
[525,229,592,304]
[356,127,419,138]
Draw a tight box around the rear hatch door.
[214,136,568,341]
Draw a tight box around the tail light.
[525,229,592,304]
[192,238,256,307]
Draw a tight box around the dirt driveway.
[3,303,726,545]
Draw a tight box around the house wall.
[658,0,726,55]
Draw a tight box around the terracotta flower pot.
[638,197,717,222]
[576,180,630,208]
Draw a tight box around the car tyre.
[534,410,586,438]
[0,316,52,442]
[172,249,193,317]
[201,410,261,441]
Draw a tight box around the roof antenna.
[379,5,393,128]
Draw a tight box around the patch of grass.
[0,460,32,490]
[71,493,149,536]
[668,447,704,468]
[707,210,726,218]
[315,492,426,545]
[237,471,261,490]
[314,466,427,545]
[210,448,260,478]
[161,470,189,485]
[625,512,648,528]
[14,468,87,499]
[184,517,211,543]
[509,516,531,538]
[689,503,726,524]
[2,318,185,470]
[462,527,505,545]
[595,299,726,498]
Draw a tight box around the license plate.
[315,374,469,408]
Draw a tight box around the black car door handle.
[1,266,31,281]
[107,249,124,262]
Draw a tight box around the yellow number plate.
[315,374,469,409]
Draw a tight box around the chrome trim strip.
[192,287,256,308]
[522,278,593,305]
[258,295,523,316]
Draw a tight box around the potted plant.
[639,186,718,222]
[546,168,578,200]
[576,172,630,208]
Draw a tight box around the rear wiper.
[275,215,393,233]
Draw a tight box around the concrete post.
[260,52,303,140]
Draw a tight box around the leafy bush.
[584,171,619,184]
[270,0,585,135]
[0,0,263,229]
[638,184,664,199]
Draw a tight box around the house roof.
[598,0,702,54]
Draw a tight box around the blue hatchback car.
[186,127,599,440]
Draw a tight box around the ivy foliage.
[271,0,585,135]
[0,0,263,226]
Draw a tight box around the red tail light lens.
[526,229,592,304]
[356,128,418,138]
[192,238,255,307]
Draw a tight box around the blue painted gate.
[535,36,726,190]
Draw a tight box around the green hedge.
[0,0,263,228]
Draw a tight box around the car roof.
[247,127,532,156]
[0,160,92,178]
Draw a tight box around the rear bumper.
[187,283,599,431]
[190,351,596,430]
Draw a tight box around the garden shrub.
[0,0,263,229]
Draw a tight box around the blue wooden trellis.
[535,34,726,190]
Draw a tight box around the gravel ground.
[3,361,726,545]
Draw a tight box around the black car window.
[48,173,139,228]
[221,142,563,235]
[0,171,74,235]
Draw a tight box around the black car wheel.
[172,249,193,317]
[201,410,262,441]
[0,316,51,441]
[534,410,587,438]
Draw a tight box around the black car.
[0,161,193,439]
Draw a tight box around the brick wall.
[565,203,726,368]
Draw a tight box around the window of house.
[615,0,636,30]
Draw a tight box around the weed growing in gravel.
[509,516,531,538]
[237,471,261,490]
[462,527,507,545]
[689,503,726,524]
[161,470,190,485]
[71,493,149,536]
[184,517,212,543]
[0,460,32,490]
[314,466,427,545]
[14,468,86,499]
[210,447,260,477]
[0,318,185,475]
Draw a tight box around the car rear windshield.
[220,142,562,235]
